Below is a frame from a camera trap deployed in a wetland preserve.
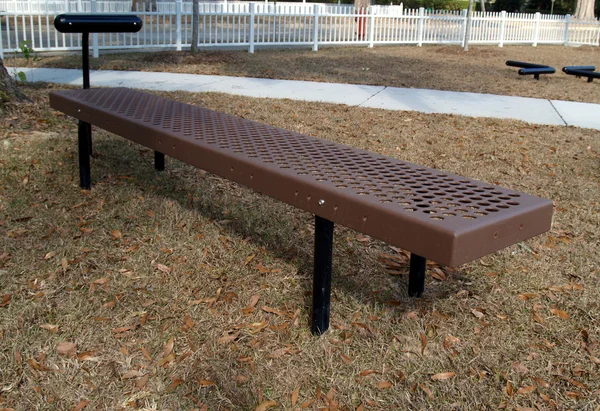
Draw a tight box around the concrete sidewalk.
[12,66,600,130]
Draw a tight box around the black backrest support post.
[82,32,90,89]
[54,14,143,90]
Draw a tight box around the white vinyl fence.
[0,0,598,58]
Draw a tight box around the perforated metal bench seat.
[49,87,553,334]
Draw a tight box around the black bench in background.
[506,61,556,80]
[563,66,599,83]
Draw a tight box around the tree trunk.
[463,0,474,51]
[191,0,199,54]
[574,0,595,19]
[0,58,29,104]
[480,0,485,12]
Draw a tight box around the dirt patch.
[0,84,599,410]
[7,44,600,103]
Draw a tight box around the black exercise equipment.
[506,61,555,80]
[562,66,599,83]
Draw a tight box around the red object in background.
[356,9,367,40]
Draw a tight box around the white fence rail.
[1,1,598,58]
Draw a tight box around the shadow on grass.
[70,132,466,316]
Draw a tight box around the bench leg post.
[312,215,334,336]
[87,123,93,156]
[155,151,165,171]
[78,120,91,190]
[408,253,426,297]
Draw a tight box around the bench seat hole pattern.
[79,88,524,224]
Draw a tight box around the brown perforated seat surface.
[50,87,553,267]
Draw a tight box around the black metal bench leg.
[408,253,426,297]
[78,120,91,190]
[155,151,165,171]
[312,215,334,336]
[87,122,92,156]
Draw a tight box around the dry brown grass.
[6,44,600,104]
[1,83,599,410]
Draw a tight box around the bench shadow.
[86,135,466,319]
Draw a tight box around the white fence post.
[417,7,424,47]
[461,8,467,47]
[368,6,375,48]
[499,10,506,47]
[63,0,68,12]
[563,13,570,46]
[249,2,255,53]
[533,12,540,46]
[0,22,3,59]
[91,0,99,57]
[175,0,182,50]
[312,4,319,51]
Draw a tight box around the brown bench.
[49,87,553,335]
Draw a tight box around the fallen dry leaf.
[511,362,529,374]
[40,324,58,333]
[74,400,89,410]
[163,337,175,357]
[76,351,97,362]
[167,378,183,392]
[376,380,393,389]
[44,251,56,260]
[248,294,260,307]
[291,386,300,406]
[471,308,485,319]
[218,331,239,345]
[155,263,172,273]
[262,306,286,316]
[156,353,175,367]
[430,267,447,281]
[532,377,550,388]
[56,341,76,357]
[431,372,456,381]
[300,398,315,408]
[0,294,12,307]
[255,263,270,274]
[111,230,122,240]
[517,293,538,300]
[244,254,256,265]
[533,311,545,324]
[122,370,144,379]
[516,385,537,395]
[419,383,433,398]
[550,308,570,319]
[198,379,216,387]
[121,370,144,380]
[255,400,277,411]
[136,374,149,389]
